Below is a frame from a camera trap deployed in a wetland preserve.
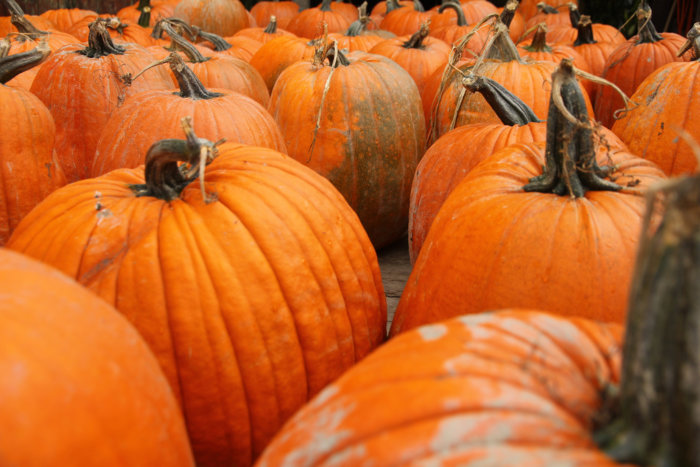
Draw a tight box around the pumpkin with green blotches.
[268,46,426,249]
[8,119,386,467]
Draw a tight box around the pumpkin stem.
[499,0,519,29]
[263,15,279,34]
[130,117,224,201]
[479,19,522,63]
[524,23,551,52]
[0,38,10,58]
[0,38,49,84]
[536,2,560,15]
[79,20,126,58]
[573,15,596,46]
[167,52,223,100]
[385,0,404,13]
[161,20,209,63]
[319,0,333,12]
[191,26,233,51]
[317,40,350,67]
[437,1,467,27]
[635,6,663,44]
[345,6,369,36]
[402,22,430,49]
[523,59,621,198]
[1,0,25,18]
[567,2,580,27]
[412,0,425,12]
[10,12,47,38]
[136,0,152,28]
[594,165,700,466]
[677,22,700,58]
[462,74,541,126]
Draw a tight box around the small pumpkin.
[250,34,321,91]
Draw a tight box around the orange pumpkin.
[0,248,195,466]
[250,0,300,29]
[379,0,435,36]
[39,7,96,33]
[395,60,665,334]
[8,120,387,467]
[174,0,250,36]
[286,0,353,37]
[118,0,176,27]
[250,34,320,91]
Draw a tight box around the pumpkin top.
[402,22,430,49]
[80,19,126,58]
[462,74,541,126]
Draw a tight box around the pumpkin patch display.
[8,119,387,467]
[268,43,426,249]
[0,248,195,466]
[394,60,665,335]
[612,23,700,176]
[0,41,66,245]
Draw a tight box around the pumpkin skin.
[174,0,250,37]
[39,7,97,32]
[612,57,700,176]
[29,24,173,182]
[250,35,319,91]
[8,140,387,467]
[67,16,157,46]
[257,310,624,466]
[286,0,354,37]
[268,50,426,249]
[0,248,195,467]
[519,0,575,21]
[0,46,67,244]
[393,142,664,334]
[250,0,300,29]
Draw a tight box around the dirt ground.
[377,235,412,332]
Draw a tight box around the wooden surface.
[377,235,411,332]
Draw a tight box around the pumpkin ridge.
[669,64,699,174]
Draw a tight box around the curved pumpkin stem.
[136,0,153,28]
[190,26,233,52]
[0,39,49,84]
[462,74,541,126]
[345,1,370,35]
[131,117,224,201]
[677,22,700,58]
[10,13,48,38]
[635,6,663,44]
[80,19,126,58]
[595,161,700,465]
[160,20,209,63]
[167,52,223,100]
[573,15,596,46]
[402,22,430,49]
[478,19,522,64]
[411,0,425,12]
[523,59,621,198]
[437,1,467,27]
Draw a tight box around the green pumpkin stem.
[0,39,50,84]
[131,117,224,201]
[79,19,126,58]
[437,1,467,27]
[462,74,541,126]
[499,0,519,28]
[523,59,621,198]
[594,159,700,466]
[573,15,597,46]
[136,0,152,28]
[524,23,551,52]
[636,6,663,43]
[263,16,279,34]
[345,2,369,35]
[402,22,430,49]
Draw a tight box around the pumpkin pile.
[0,0,698,465]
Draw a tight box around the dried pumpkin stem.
[573,15,596,46]
[524,23,550,52]
[0,39,49,84]
[523,59,622,198]
[385,0,405,14]
[192,27,233,52]
[636,7,662,44]
[161,21,209,63]
[536,2,559,14]
[1,0,25,18]
[10,12,47,38]
[402,22,430,49]
[595,167,700,466]
[461,74,541,126]
[567,2,580,27]
[0,38,10,59]
[80,20,126,58]
[264,16,279,34]
[499,0,519,29]
[131,117,223,202]
[677,22,700,57]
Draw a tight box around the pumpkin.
[174,0,250,37]
[379,0,435,36]
[569,15,618,102]
[250,35,320,91]
[30,20,173,182]
[0,248,195,466]
[92,52,286,176]
[39,7,96,33]
[428,0,499,30]
[331,0,360,23]
[594,6,690,128]
[233,16,295,46]
[286,0,353,37]
[8,119,387,467]
[521,1,571,40]
[67,15,157,46]
[268,46,426,249]
[545,3,625,46]
[368,23,450,96]
[427,1,489,52]
[328,4,388,52]
[118,0,176,27]
[250,0,300,30]
[395,60,665,334]
[0,42,66,244]
[370,0,412,19]
[611,24,700,176]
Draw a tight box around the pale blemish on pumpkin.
[418,323,448,341]
[429,413,514,454]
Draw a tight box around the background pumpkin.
[174,0,249,37]
[249,0,300,30]
[8,122,387,467]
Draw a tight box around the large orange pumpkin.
[250,35,320,91]
[268,46,426,249]
[174,0,250,37]
[0,42,66,244]
[394,60,665,335]
[612,25,700,176]
[8,120,387,467]
[0,248,195,466]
